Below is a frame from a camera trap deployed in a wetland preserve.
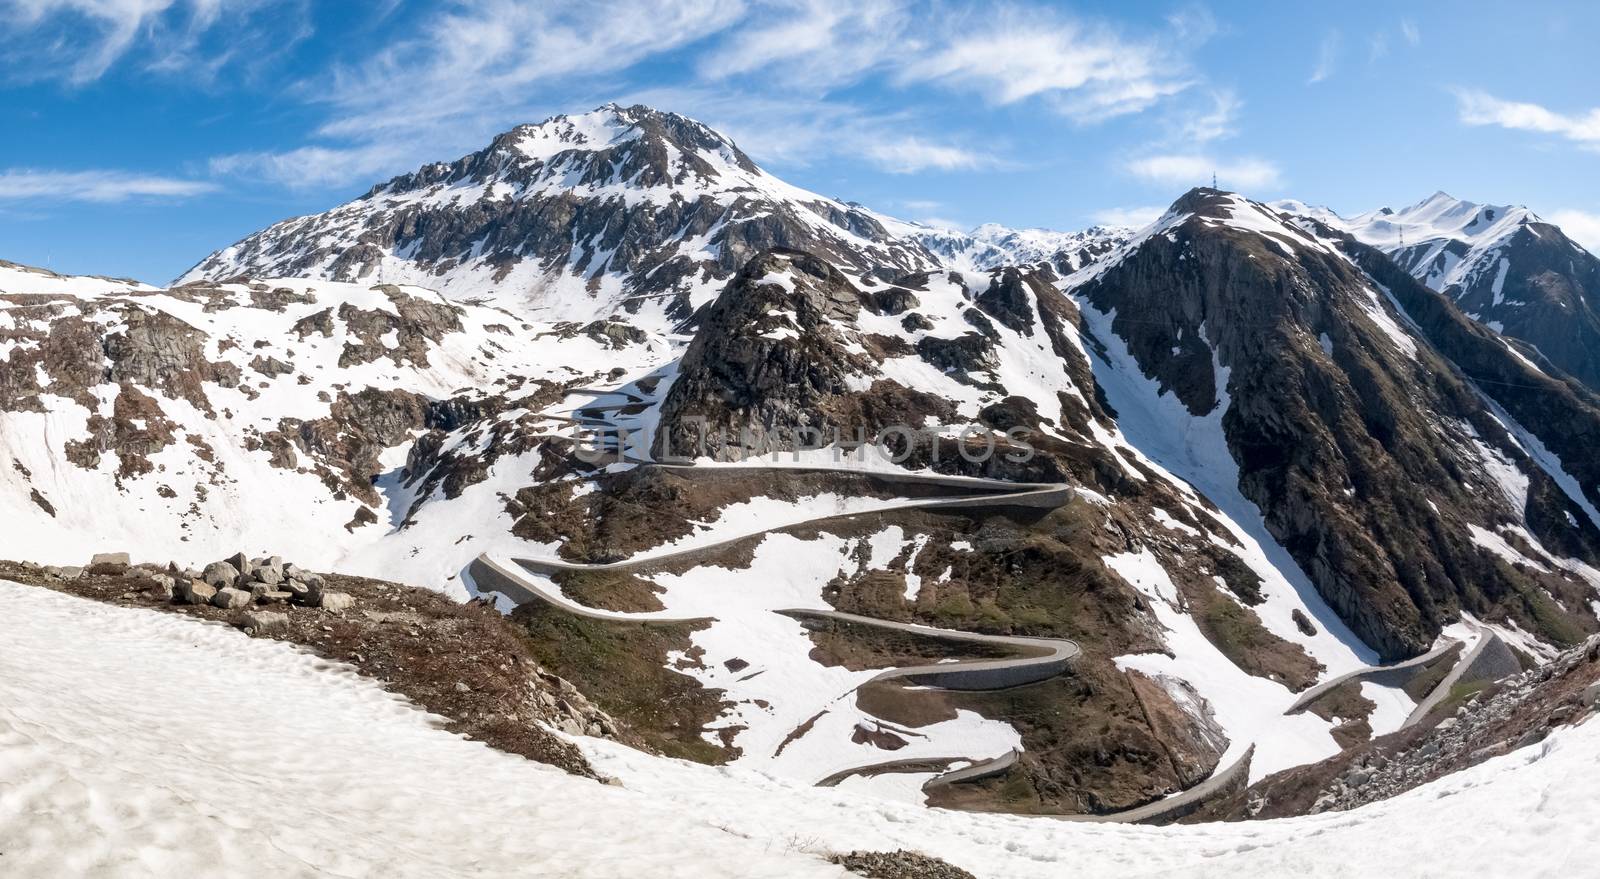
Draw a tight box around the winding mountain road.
[468,388,1253,821]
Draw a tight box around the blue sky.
[4,0,1599,284]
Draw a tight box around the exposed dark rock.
[1077,188,1600,659]
[831,850,977,879]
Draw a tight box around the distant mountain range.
[1278,192,1600,392]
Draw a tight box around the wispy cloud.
[619,86,999,176]
[199,1,1214,189]
[1368,32,1389,63]
[861,138,997,174]
[1455,90,1600,150]
[1174,89,1240,145]
[0,0,301,84]
[208,143,418,190]
[1125,154,1281,190]
[1399,18,1420,46]
[696,0,905,88]
[899,5,1194,121]
[1091,205,1164,227]
[316,0,744,139]
[1309,30,1339,84]
[0,169,217,202]
[1548,209,1600,252]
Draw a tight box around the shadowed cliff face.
[1073,190,1600,660]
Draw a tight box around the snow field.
[0,581,846,879]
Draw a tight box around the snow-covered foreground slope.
[0,581,844,879]
[4,580,1595,879]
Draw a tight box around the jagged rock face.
[179,104,940,328]
[654,249,953,460]
[1075,189,1600,659]
[1280,193,1600,393]
[653,250,1120,480]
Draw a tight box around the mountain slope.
[1070,189,1600,660]
[179,104,941,330]
[1278,192,1600,391]
[1,267,669,591]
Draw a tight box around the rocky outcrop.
[655,249,956,460]
[830,850,977,879]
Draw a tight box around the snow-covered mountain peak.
[179,104,937,328]
[1274,192,1539,256]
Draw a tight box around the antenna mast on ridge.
[1212,171,1217,189]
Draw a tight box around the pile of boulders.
[46,551,355,631]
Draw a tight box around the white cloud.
[0,168,217,202]
[615,86,998,177]
[860,138,994,174]
[1548,210,1600,253]
[1175,89,1240,144]
[1400,18,1420,46]
[209,142,418,190]
[696,0,903,88]
[316,0,745,139]
[898,6,1193,121]
[1125,154,1282,190]
[1368,32,1389,63]
[1091,205,1164,228]
[1309,30,1339,84]
[1455,90,1600,149]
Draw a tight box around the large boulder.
[147,574,176,601]
[225,552,254,579]
[201,561,239,588]
[239,610,289,636]
[316,592,354,613]
[86,552,131,575]
[180,580,217,606]
[210,586,251,610]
